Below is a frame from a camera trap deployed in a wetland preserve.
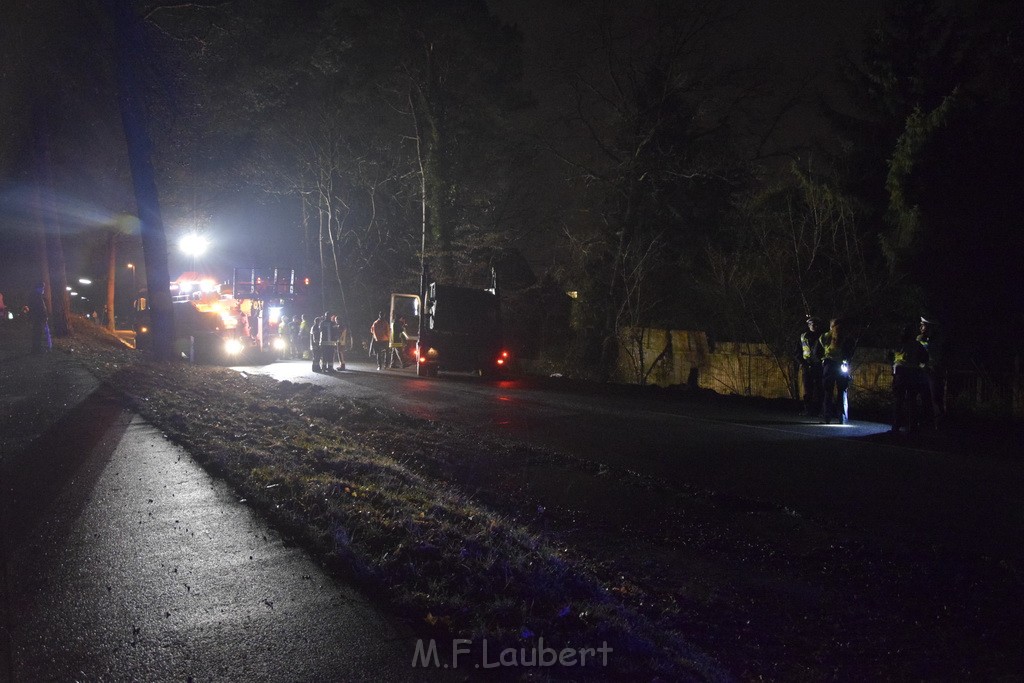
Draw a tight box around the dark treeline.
[2,0,1021,378]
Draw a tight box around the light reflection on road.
[235,359,892,442]
[228,359,1024,562]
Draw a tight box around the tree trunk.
[45,230,73,337]
[410,46,455,279]
[106,0,175,360]
[106,231,117,331]
[318,190,329,312]
[33,180,51,317]
[320,171,347,317]
[32,112,72,337]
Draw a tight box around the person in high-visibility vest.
[891,323,931,434]
[319,312,340,373]
[817,318,856,424]
[798,316,824,416]
[297,315,310,360]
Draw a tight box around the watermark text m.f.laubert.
[412,638,613,669]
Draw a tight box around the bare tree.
[547,1,756,377]
[33,114,74,337]
[705,166,894,395]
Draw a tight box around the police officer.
[817,317,855,424]
[798,316,824,416]
[891,323,931,434]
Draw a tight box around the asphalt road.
[238,357,1024,562]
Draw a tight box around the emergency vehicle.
[402,268,510,377]
[133,269,303,362]
[231,268,306,357]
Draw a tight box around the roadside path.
[1,322,418,681]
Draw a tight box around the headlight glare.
[224,338,245,355]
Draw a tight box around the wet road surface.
[240,358,1024,561]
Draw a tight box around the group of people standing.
[798,315,942,432]
[798,317,856,424]
[277,312,348,373]
[274,310,408,373]
[307,312,347,373]
[277,314,306,360]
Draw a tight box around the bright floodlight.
[179,233,209,257]
[78,278,92,285]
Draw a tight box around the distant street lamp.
[178,233,209,272]
[126,263,137,294]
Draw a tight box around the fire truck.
[401,267,510,377]
[133,273,241,362]
[133,269,303,362]
[231,268,307,356]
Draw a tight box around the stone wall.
[615,327,894,399]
